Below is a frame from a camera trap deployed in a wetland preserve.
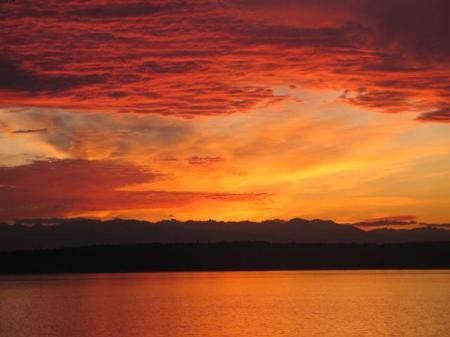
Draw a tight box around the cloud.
[356,215,417,227]
[187,156,225,166]
[68,2,175,18]
[0,56,108,93]
[0,0,448,120]
[416,107,450,123]
[339,89,415,113]
[0,158,264,221]
[139,61,203,74]
[0,108,196,164]
[12,128,48,134]
[358,0,450,62]
[236,22,368,49]
[429,223,450,229]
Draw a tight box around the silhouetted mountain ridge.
[1,217,449,251]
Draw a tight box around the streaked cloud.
[356,215,417,227]
[417,107,450,123]
[0,158,265,220]
[12,128,48,134]
[0,0,448,120]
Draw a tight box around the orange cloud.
[0,159,265,221]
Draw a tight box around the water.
[0,271,449,337]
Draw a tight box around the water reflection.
[0,271,449,337]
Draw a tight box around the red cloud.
[0,0,448,120]
[187,156,226,166]
[357,215,417,227]
[416,107,450,123]
[0,159,265,221]
[12,128,48,134]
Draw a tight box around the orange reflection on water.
[0,271,449,337]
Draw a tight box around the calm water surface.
[0,270,449,337]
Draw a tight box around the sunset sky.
[0,0,449,224]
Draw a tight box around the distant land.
[1,217,449,251]
[1,242,449,274]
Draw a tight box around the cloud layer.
[0,0,449,120]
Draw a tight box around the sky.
[0,0,449,224]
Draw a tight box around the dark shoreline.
[1,242,449,275]
[2,269,450,281]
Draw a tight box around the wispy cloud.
[12,128,48,134]
[356,215,417,227]
[0,158,265,220]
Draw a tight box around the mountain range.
[1,218,449,251]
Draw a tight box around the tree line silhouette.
[1,241,449,274]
